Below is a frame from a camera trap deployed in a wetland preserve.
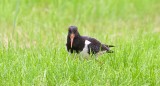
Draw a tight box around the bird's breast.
[80,40,91,56]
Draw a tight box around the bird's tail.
[102,44,114,53]
[106,50,114,53]
[104,44,115,47]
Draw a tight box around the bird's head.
[68,26,80,48]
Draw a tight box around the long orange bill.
[70,33,75,48]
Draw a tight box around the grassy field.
[0,0,160,85]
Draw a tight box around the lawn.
[0,0,160,86]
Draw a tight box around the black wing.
[81,36,112,54]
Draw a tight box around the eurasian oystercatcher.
[66,26,114,56]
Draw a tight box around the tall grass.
[0,0,160,85]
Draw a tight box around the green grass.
[0,0,160,85]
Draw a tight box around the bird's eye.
[74,30,77,33]
[69,30,71,33]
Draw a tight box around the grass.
[0,0,160,85]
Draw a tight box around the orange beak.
[70,33,75,48]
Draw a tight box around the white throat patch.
[80,40,91,57]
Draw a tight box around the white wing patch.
[80,40,91,57]
[85,40,91,45]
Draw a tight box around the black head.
[68,26,80,48]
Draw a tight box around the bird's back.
[81,36,113,54]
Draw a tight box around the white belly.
[80,40,91,57]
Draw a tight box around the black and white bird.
[66,26,114,56]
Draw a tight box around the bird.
[66,26,114,56]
